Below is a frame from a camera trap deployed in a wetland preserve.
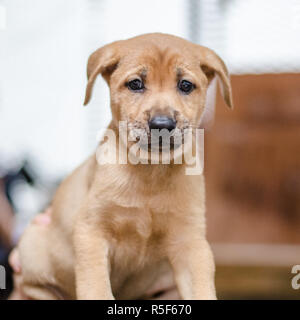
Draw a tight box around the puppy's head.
[84,33,232,157]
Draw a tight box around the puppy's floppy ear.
[84,41,121,105]
[197,46,233,109]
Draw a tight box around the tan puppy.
[17,33,232,300]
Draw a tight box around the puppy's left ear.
[197,46,233,109]
[84,41,122,105]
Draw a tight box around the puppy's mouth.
[138,129,183,152]
[127,118,192,153]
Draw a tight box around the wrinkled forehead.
[114,44,204,85]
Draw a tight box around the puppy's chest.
[103,204,167,264]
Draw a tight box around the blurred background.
[0,0,299,299]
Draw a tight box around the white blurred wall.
[198,0,300,73]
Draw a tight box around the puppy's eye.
[127,79,145,92]
[178,80,195,94]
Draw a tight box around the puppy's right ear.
[84,41,121,105]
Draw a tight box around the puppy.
[17,33,232,300]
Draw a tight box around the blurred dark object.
[0,180,13,250]
[0,159,46,299]
[205,73,300,299]
[0,178,14,300]
[0,253,13,300]
[3,160,37,212]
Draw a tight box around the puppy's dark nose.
[148,116,176,132]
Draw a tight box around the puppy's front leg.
[74,215,114,300]
[167,236,216,300]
